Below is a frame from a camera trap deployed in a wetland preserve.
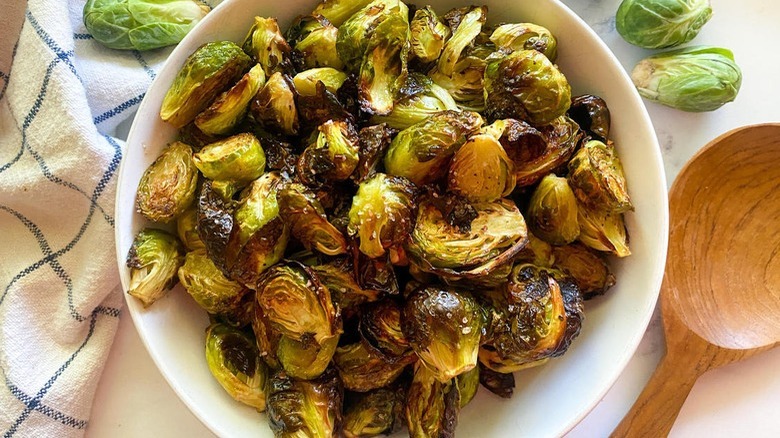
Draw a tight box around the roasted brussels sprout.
[371,75,459,130]
[484,50,571,125]
[384,110,483,186]
[568,140,633,213]
[195,64,266,136]
[267,368,343,438]
[336,0,409,70]
[178,122,220,150]
[136,141,198,223]
[297,81,356,130]
[347,173,417,258]
[515,231,555,267]
[312,0,375,27]
[160,41,251,128]
[568,94,611,141]
[293,67,348,97]
[478,364,515,398]
[515,116,583,187]
[490,23,557,61]
[402,285,483,382]
[312,261,381,317]
[210,179,247,201]
[242,16,291,76]
[617,0,712,49]
[178,251,248,314]
[631,46,742,112]
[278,183,348,256]
[527,174,580,246]
[291,17,344,70]
[196,180,234,271]
[252,302,282,368]
[353,123,394,183]
[298,120,360,184]
[354,250,400,296]
[456,366,479,408]
[334,341,414,392]
[193,133,266,182]
[358,12,410,115]
[177,206,206,252]
[437,6,486,76]
[430,56,487,111]
[553,275,585,355]
[448,133,515,203]
[553,243,615,299]
[277,334,340,380]
[410,6,451,63]
[125,228,183,307]
[577,202,631,257]
[343,388,403,438]
[205,323,268,410]
[83,0,209,51]
[251,72,300,136]
[405,362,460,438]
[359,299,411,357]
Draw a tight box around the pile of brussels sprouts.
[126,0,633,436]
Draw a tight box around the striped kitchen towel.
[0,1,219,436]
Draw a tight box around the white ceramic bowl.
[115,0,668,436]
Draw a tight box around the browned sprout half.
[370,74,459,130]
[293,67,348,97]
[178,250,249,314]
[456,366,479,408]
[126,228,184,307]
[195,64,266,135]
[406,362,460,438]
[359,299,411,358]
[176,206,206,252]
[429,55,488,112]
[343,388,404,438]
[336,0,409,70]
[277,334,340,380]
[577,201,631,257]
[205,323,268,411]
[193,133,266,182]
[311,260,382,318]
[568,139,633,213]
[352,123,394,183]
[241,17,291,76]
[527,174,581,246]
[161,41,250,128]
[267,368,343,438]
[568,94,611,141]
[437,6,486,76]
[251,72,300,136]
[515,116,583,187]
[490,23,558,61]
[478,364,515,398]
[354,250,400,295]
[334,341,415,392]
[552,243,616,299]
[448,133,515,203]
[358,11,410,115]
[136,141,198,223]
[410,6,451,63]
[290,16,344,70]
[278,183,349,256]
[297,120,360,185]
[196,180,234,272]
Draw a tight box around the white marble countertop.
[87,0,780,436]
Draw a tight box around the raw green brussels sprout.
[256,261,342,344]
[311,261,381,317]
[515,116,583,187]
[568,140,633,213]
[484,50,571,126]
[568,94,611,141]
[277,334,340,380]
[406,197,528,279]
[371,74,459,130]
[478,364,515,398]
[193,133,266,182]
[631,46,742,112]
[402,285,483,382]
[195,64,266,136]
[448,133,515,203]
[205,323,268,411]
[343,388,403,438]
[278,183,348,256]
[410,6,451,63]
[490,23,558,61]
[429,56,488,111]
[136,141,198,223]
[359,299,411,358]
[176,206,206,252]
[83,0,209,51]
[298,120,360,184]
[553,243,616,299]
[406,362,460,438]
[242,16,292,76]
[514,231,555,268]
[293,68,348,97]
[291,17,344,70]
[334,341,414,392]
[358,12,410,115]
[353,123,394,183]
[384,110,483,186]
[577,202,631,257]
[437,6,486,76]
[336,0,409,70]
[347,173,417,258]
[125,228,183,307]
[196,180,234,271]
[456,366,479,408]
[527,174,580,246]
[251,72,300,136]
[312,0,375,27]
[160,41,251,128]
[617,0,712,49]
[267,368,343,438]
[178,251,248,314]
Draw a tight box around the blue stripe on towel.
[73,33,92,40]
[93,93,145,125]
[5,377,88,429]
[132,50,157,80]
[25,11,81,83]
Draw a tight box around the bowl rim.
[113,0,669,435]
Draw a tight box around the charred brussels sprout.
[410,6,451,63]
[430,56,488,112]
[312,262,381,317]
[178,251,248,314]
[527,174,580,246]
[278,183,348,256]
[347,173,417,258]
[456,366,479,408]
[515,231,555,267]
[448,133,515,203]
[617,0,712,49]
[336,0,409,70]
[292,18,344,70]
[193,133,266,182]
[293,68,348,97]
[267,368,343,438]
[251,72,300,136]
[384,110,483,186]
[359,299,411,358]
[515,116,583,187]
[568,140,633,213]
[358,12,410,115]
[313,0,375,27]
[478,364,515,398]
[353,123,394,183]
[553,243,616,299]
[196,180,234,271]
[437,6,486,76]
[205,323,268,411]
[490,23,558,61]
[334,342,414,392]
[195,64,266,136]
[277,334,340,380]
[83,0,209,51]
[406,362,460,438]
[484,50,571,126]
[568,94,611,141]
[371,75,459,130]
[136,141,198,223]
[176,206,206,252]
[160,41,250,128]
[343,388,402,438]
[126,228,183,307]
[242,17,291,76]
[577,202,631,257]
[298,120,360,184]
[402,286,483,382]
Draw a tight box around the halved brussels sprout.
[552,275,585,356]
[359,299,411,358]
[177,206,206,252]
[577,202,631,257]
[478,364,515,398]
[410,6,451,63]
[267,368,343,438]
[194,64,265,135]
[178,251,249,314]
[242,17,291,76]
[126,228,184,307]
[402,285,483,382]
[429,56,488,111]
[514,231,555,267]
[484,50,571,125]
[568,94,611,141]
[347,173,417,258]
[384,110,483,186]
[312,261,381,318]
[490,23,558,61]
[196,133,266,183]
[252,302,282,369]
[515,116,583,187]
[298,120,360,184]
[229,172,282,251]
[205,323,268,411]
[343,388,402,438]
[136,141,198,223]
[568,139,633,213]
[277,334,340,380]
[161,41,251,128]
[336,0,409,70]
[334,341,414,392]
[292,18,344,70]
[353,123,394,183]
[293,67,348,97]
[456,366,479,408]
[448,133,515,203]
[256,261,342,344]
[354,250,400,296]
[250,72,300,136]
[616,0,712,49]
[358,12,410,115]
[552,243,616,299]
[437,6,486,76]
[406,362,460,438]
[527,174,580,246]
[312,0,375,27]
[278,183,348,256]
[196,180,234,271]
[371,75,459,130]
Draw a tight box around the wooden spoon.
[611,124,780,437]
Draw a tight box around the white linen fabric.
[0,1,219,436]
